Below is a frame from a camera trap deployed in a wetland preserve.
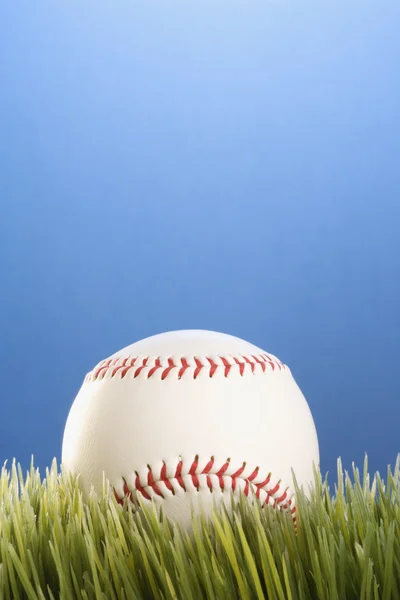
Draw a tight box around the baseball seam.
[113,455,296,524]
[85,353,288,383]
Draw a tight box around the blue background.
[1,0,399,486]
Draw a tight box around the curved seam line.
[112,458,296,521]
[85,353,288,383]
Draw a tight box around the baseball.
[61,329,319,529]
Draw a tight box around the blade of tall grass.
[334,458,352,550]
[211,506,251,600]
[7,543,38,600]
[1,535,21,600]
[234,512,265,600]
[382,520,395,600]
[26,549,48,600]
[281,552,294,600]
[186,503,231,598]
[256,519,287,600]
[84,532,109,599]
[164,570,178,600]
[49,538,76,600]
[135,531,165,600]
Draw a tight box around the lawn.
[0,455,399,599]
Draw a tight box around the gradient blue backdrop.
[1,0,399,487]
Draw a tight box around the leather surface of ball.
[61,329,320,528]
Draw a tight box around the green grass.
[0,455,399,599]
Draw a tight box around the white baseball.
[61,330,319,529]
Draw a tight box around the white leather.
[62,330,319,528]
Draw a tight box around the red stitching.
[220,356,232,376]
[162,358,176,380]
[233,356,245,376]
[206,357,218,377]
[85,353,288,382]
[147,358,162,378]
[178,358,190,379]
[193,357,203,379]
[113,455,296,524]
[252,355,266,372]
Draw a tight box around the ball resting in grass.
[61,329,320,530]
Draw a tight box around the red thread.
[220,356,232,377]
[161,358,176,380]
[175,460,186,490]
[256,475,271,488]
[252,355,267,372]
[120,366,132,378]
[178,358,190,379]
[268,481,281,495]
[243,355,255,373]
[114,455,296,527]
[134,366,146,377]
[202,457,214,474]
[94,364,110,379]
[193,357,203,379]
[123,479,134,502]
[277,489,288,503]
[86,353,287,382]
[147,358,162,378]
[231,463,246,478]
[248,467,259,481]
[147,468,164,498]
[160,462,174,493]
[134,473,151,500]
[206,357,218,377]
[189,456,200,489]
[233,356,245,376]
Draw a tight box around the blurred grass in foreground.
[0,455,399,599]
